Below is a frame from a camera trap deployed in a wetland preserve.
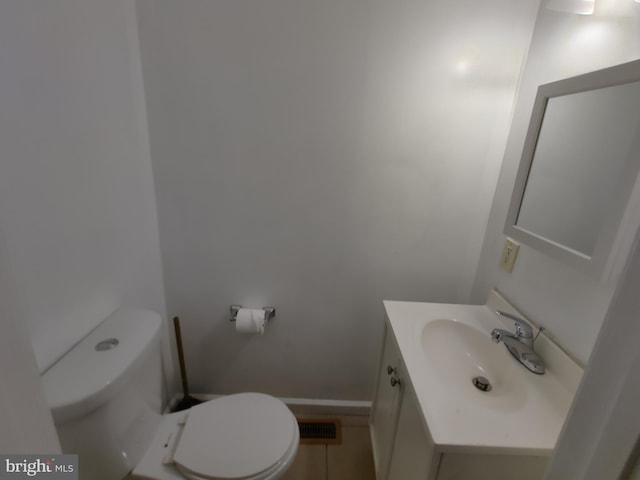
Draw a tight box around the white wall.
[545,213,640,479]
[630,456,640,480]
[0,229,60,453]
[472,0,640,365]
[136,0,538,400]
[0,0,167,373]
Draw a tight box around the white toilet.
[41,308,299,480]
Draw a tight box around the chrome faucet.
[491,311,545,375]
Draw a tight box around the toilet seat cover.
[173,393,296,480]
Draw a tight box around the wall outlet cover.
[500,238,520,273]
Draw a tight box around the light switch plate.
[500,238,519,273]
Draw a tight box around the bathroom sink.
[382,296,581,452]
[419,319,526,410]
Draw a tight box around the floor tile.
[327,426,376,480]
[281,444,326,480]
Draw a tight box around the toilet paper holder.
[230,305,276,323]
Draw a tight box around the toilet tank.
[42,308,163,480]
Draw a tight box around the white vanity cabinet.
[369,326,404,480]
[369,294,578,480]
[370,326,438,480]
[386,378,437,480]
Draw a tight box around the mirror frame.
[505,59,640,281]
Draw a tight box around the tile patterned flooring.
[282,416,376,480]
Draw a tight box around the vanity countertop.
[383,291,582,455]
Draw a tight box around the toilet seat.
[174,393,298,480]
[132,393,299,480]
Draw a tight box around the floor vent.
[297,418,342,444]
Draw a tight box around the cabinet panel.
[437,453,548,480]
[370,326,403,480]
[387,379,437,480]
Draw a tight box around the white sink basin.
[420,319,527,411]
[383,293,582,454]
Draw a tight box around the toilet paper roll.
[235,308,266,334]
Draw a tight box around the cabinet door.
[387,378,437,480]
[370,326,404,480]
[437,454,548,480]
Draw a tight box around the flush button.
[95,338,119,351]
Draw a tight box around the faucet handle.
[496,310,533,338]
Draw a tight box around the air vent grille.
[297,418,342,444]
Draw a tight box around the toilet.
[41,308,299,480]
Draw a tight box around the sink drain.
[472,376,492,392]
[95,338,119,351]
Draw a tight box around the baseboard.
[168,393,371,417]
[275,396,372,417]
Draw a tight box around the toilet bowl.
[133,393,299,480]
[41,308,299,480]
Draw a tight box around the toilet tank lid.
[42,307,162,423]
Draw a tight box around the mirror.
[505,59,640,280]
